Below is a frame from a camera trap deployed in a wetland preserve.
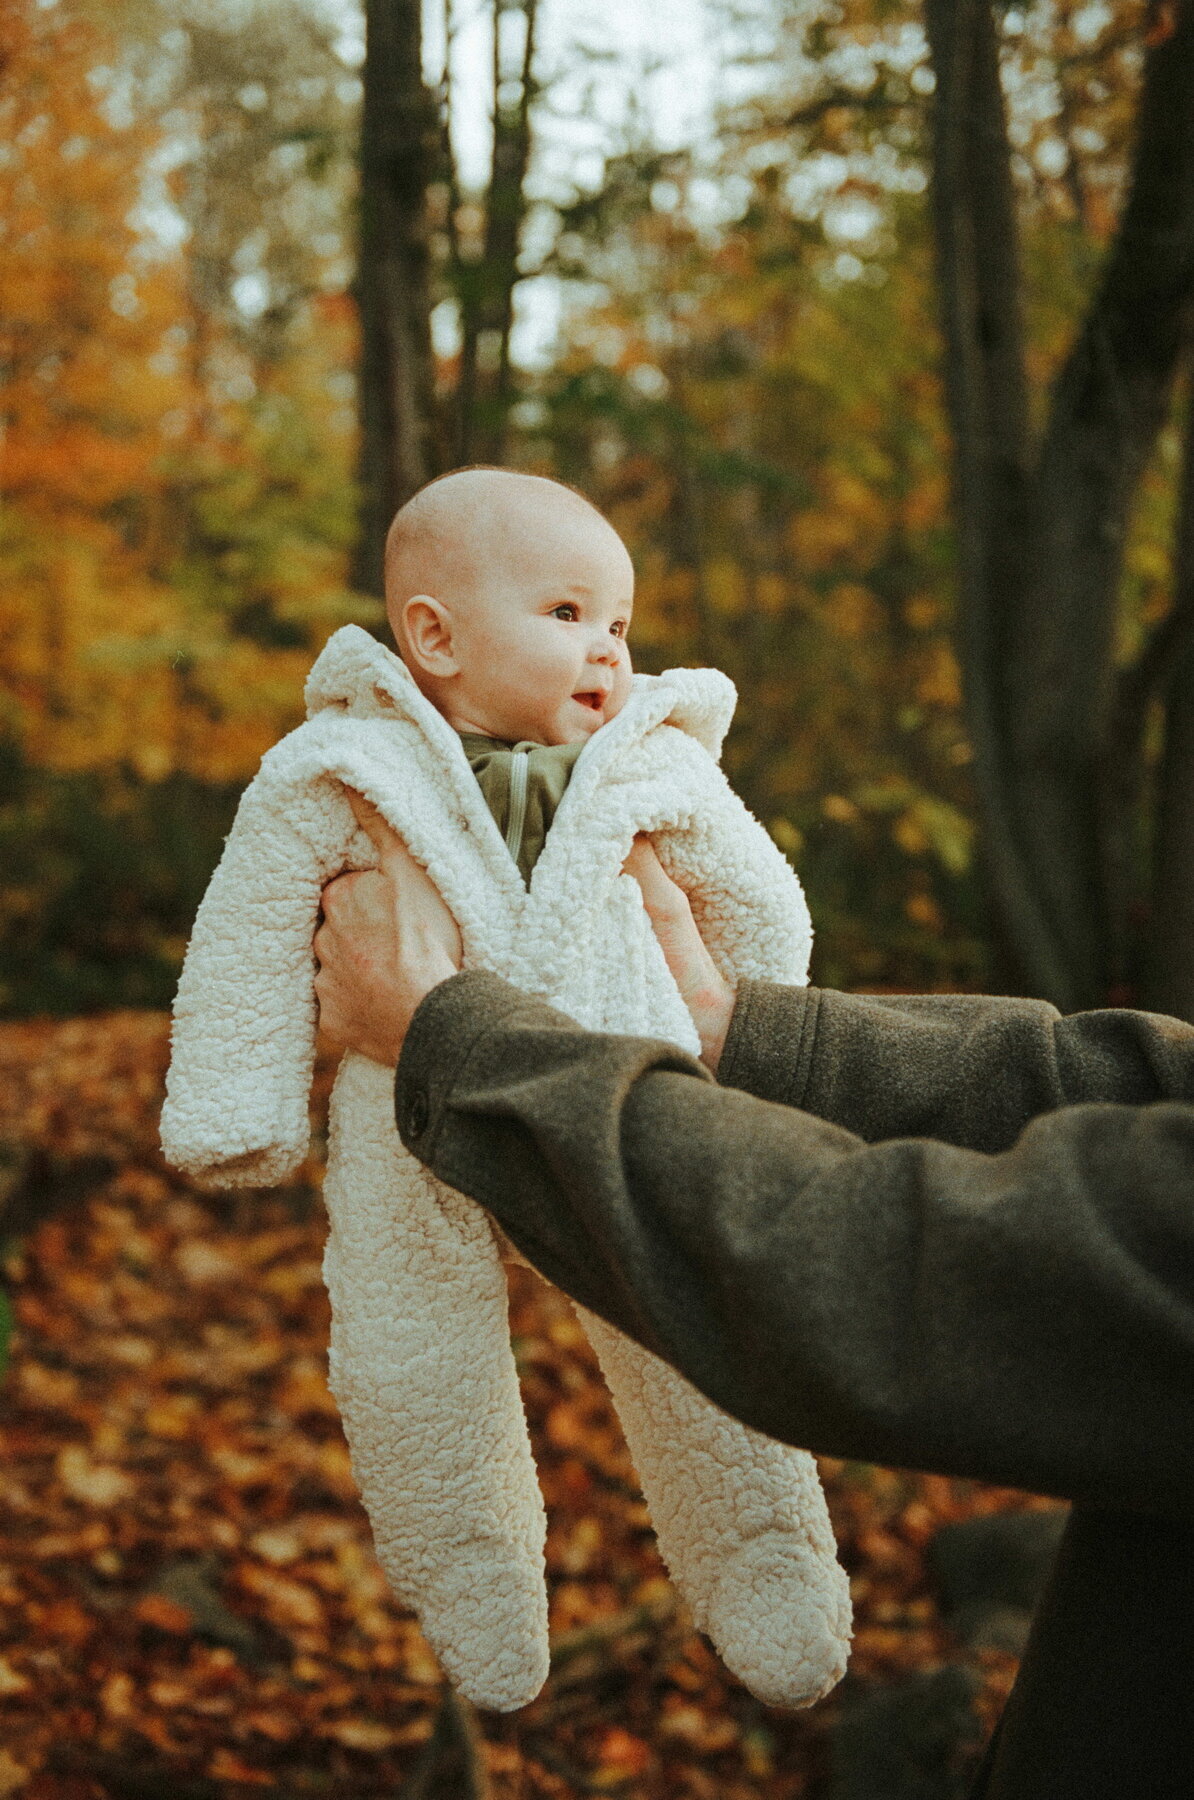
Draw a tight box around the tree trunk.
[354,0,441,598]
[454,0,538,464]
[1009,0,1194,1006]
[399,1689,491,1798]
[924,0,1194,1010]
[1147,647,1194,1020]
[1143,389,1194,1020]
[922,0,1057,996]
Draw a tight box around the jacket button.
[405,1088,430,1138]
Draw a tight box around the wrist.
[691,978,735,1074]
[408,937,460,994]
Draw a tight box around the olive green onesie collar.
[459,733,585,887]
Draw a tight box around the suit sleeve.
[719,980,1194,1150]
[394,972,1194,1523]
[161,765,357,1187]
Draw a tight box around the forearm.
[722,980,1194,1150]
[398,973,1194,1521]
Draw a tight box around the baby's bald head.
[385,468,624,646]
[383,468,635,746]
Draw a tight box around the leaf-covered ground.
[0,1013,1061,1798]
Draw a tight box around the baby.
[383,468,635,885]
[163,466,851,1712]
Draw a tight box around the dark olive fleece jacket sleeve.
[395,971,1194,1522]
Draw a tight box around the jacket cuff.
[395,969,529,1156]
[717,978,821,1108]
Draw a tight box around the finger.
[345,787,409,867]
[624,836,688,921]
[623,834,669,890]
[621,833,651,876]
[319,868,361,920]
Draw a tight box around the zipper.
[505,744,530,875]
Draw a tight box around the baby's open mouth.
[573,691,606,711]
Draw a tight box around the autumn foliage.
[3,0,1189,1011]
[0,0,362,784]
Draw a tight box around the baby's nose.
[587,633,621,664]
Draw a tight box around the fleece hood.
[303,623,737,764]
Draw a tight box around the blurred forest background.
[3,0,1192,1020]
[3,4,1194,1796]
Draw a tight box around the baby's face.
[425,509,635,746]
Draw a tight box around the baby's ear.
[401,594,458,678]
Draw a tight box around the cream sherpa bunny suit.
[161,624,851,1712]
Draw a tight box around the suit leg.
[971,1509,1194,1800]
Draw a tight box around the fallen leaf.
[321,1718,396,1751]
[0,1658,29,1697]
[0,1751,28,1796]
[55,1446,133,1507]
[132,1593,193,1635]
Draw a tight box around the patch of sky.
[109,273,141,318]
[269,141,309,176]
[231,270,271,318]
[96,67,138,132]
[1072,3,1114,46]
[823,193,883,245]
[431,299,463,360]
[232,228,269,273]
[1035,137,1069,178]
[626,363,669,399]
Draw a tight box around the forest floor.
[0,1012,1062,1799]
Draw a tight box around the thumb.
[623,834,688,921]
[345,787,408,869]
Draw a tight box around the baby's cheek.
[607,655,634,719]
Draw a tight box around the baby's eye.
[610,620,628,639]
[552,603,579,622]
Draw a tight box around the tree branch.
[782,85,916,131]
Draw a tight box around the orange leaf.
[207,1751,274,1785]
[594,1727,652,1776]
[133,1594,194,1635]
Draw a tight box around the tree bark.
[1143,389,1194,1020]
[922,0,1063,997]
[925,0,1194,1010]
[454,0,538,464]
[399,1689,491,1798]
[1146,646,1194,1020]
[354,0,441,598]
[1009,0,1194,1006]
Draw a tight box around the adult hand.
[314,791,463,1067]
[623,836,735,1073]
